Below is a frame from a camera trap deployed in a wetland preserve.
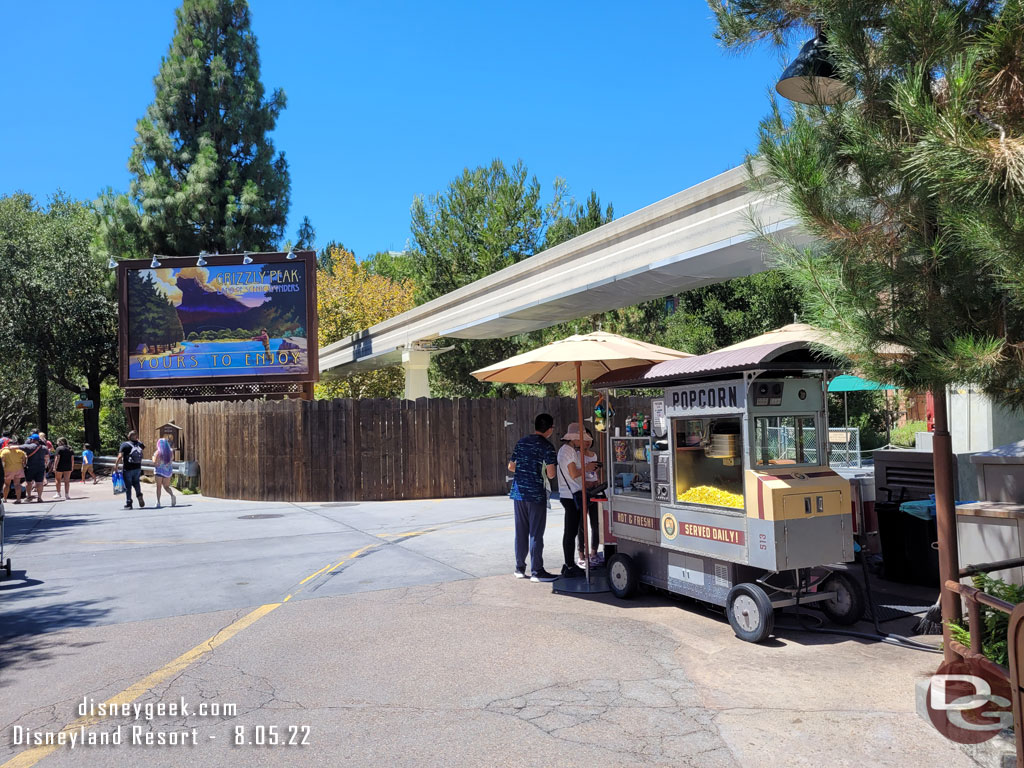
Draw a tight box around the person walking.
[1,437,26,504]
[39,431,54,485]
[152,438,176,508]
[113,430,146,509]
[81,443,97,484]
[21,434,48,503]
[507,413,559,583]
[556,425,589,578]
[52,438,74,500]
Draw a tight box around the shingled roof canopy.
[591,340,841,389]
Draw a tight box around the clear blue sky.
[2,1,788,259]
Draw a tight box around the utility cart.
[595,338,865,642]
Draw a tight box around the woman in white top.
[557,424,602,572]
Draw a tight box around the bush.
[949,572,1024,667]
[890,420,927,447]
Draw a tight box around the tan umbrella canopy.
[717,322,909,358]
[716,323,832,352]
[472,331,688,384]
[472,331,690,590]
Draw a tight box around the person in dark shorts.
[20,434,48,503]
[53,437,74,500]
[113,430,146,510]
[507,413,558,583]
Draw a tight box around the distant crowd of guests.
[0,431,94,504]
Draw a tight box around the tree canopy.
[711,0,1024,408]
[125,0,290,256]
[0,193,117,446]
[316,246,416,398]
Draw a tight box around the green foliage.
[123,0,290,255]
[364,250,418,284]
[0,192,116,448]
[294,216,316,250]
[99,382,129,453]
[662,271,803,354]
[712,1,1024,409]
[949,572,1024,668]
[827,389,892,451]
[890,420,928,448]
[409,159,559,397]
[47,386,84,449]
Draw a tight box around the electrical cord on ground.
[773,556,942,654]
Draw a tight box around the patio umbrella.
[472,332,690,591]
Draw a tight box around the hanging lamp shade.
[775,35,855,105]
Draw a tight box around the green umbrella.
[828,374,896,393]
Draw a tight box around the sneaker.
[138,498,145,508]
[155,503,162,509]
[170,496,176,507]
[589,554,603,568]
[530,569,558,583]
[561,564,585,578]
[123,504,132,509]
[514,568,527,579]
[576,552,587,568]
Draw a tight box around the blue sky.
[2,1,788,259]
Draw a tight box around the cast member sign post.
[118,252,319,387]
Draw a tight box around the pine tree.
[711,0,1024,656]
[127,0,290,256]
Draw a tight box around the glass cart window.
[672,417,744,509]
[754,416,819,466]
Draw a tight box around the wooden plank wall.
[137,396,647,502]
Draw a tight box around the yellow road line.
[298,563,332,584]
[1,602,281,768]
[326,543,379,573]
[5,526,454,767]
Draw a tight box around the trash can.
[877,498,940,587]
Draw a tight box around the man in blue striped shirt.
[508,413,558,582]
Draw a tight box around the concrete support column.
[402,349,431,400]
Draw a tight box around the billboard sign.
[118,252,318,387]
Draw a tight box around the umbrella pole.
[576,361,590,586]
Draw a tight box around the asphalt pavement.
[0,479,978,767]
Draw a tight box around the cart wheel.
[607,553,637,600]
[818,570,865,626]
[4,558,10,578]
[726,583,774,643]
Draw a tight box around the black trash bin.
[877,494,941,587]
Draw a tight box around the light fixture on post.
[107,257,118,269]
[150,255,162,269]
[196,250,209,267]
[286,247,297,260]
[775,31,854,105]
[242,250,254,265]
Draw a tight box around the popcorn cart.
[595,338,865,642]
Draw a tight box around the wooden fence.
[139,396,647,502]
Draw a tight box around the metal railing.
[93,456,197,478]
[944,556,1024,766]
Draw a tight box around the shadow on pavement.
[0,585,110,679]
[3,511,96,547]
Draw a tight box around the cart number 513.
[759,533,768,551]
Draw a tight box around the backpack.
[128,442,144,465]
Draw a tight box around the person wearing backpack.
[113,430,146,509]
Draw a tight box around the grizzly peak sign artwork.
[117,252,319,388]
